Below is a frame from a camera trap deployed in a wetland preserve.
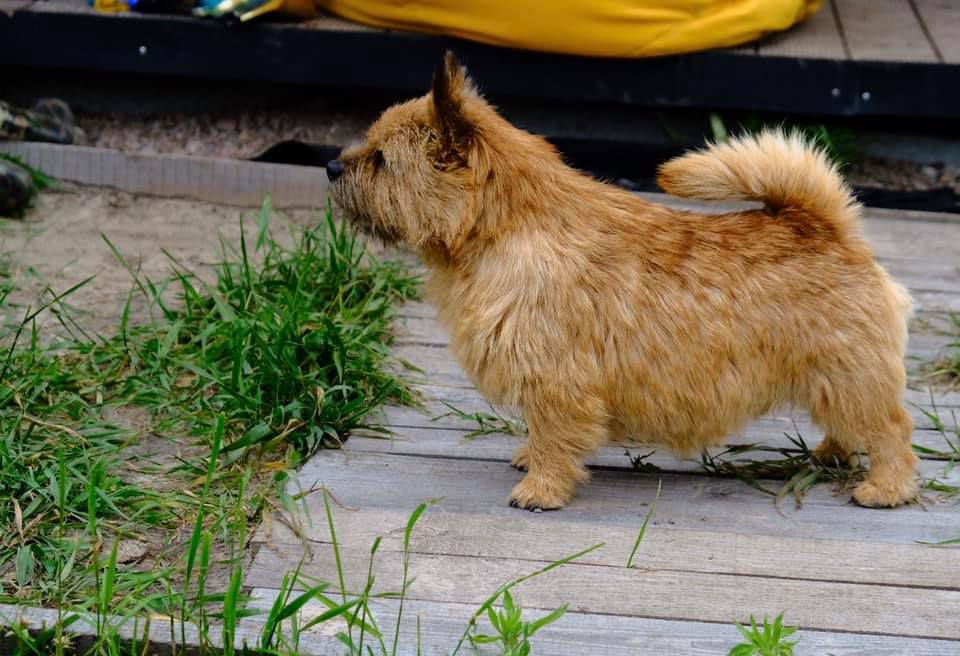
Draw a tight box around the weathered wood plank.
[256,504,959,590]
[833,0,938,62]
[248,541,960,639]
[285,451,959,545]
[243,590,960,656]
[757,0,848,60]
[359,410,955,467]
[914,0,960,63]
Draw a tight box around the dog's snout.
[326,159,344,182]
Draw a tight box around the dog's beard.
[341,208,404,245]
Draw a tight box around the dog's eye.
[372,149,385,169]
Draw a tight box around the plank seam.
[828,0,853,60]
[909,0,945,63]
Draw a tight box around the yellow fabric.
[316,0,822,58]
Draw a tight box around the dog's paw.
[510,444,530,471]
[509,473,574,511]
[852,477,918,508]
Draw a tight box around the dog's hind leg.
[508,393,607,510]
[850,406,918,507]
[808,370,918,507]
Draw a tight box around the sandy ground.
[0,186,321,339]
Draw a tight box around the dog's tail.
[657,129,860,237]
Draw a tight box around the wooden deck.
[748,0,960,64]
[246,197,960,655]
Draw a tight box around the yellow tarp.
[316,0,822,58]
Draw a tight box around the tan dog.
[327,53,918,511]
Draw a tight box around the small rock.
[921,164,942,180]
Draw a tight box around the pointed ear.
[431,51,475,159]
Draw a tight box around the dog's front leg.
[508,394,607,511]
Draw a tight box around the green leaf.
[210,290,237,322]
[627,477,661,568]
[15,545,35,587]
[470,634,500,645]
[526,604,568,636]
[300,598,365,632]
[771,613,783,644]
[487,607,501,633]
[728,644,756,656]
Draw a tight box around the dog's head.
[328,52,531,260]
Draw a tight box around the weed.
[925,313,960,387]
[728,612,800,656]
[469,589,567,656]
[435,401,526,441]
[453,542,603,655]
[912,393,960,501]
[699,433,864,510]
[625,449,661,473]
[627,478,661,569]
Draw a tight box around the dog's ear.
[431,51,475,162]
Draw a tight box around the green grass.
[97,198,419,462]
[434,401,526,441]
[926,313,960,387]
[0,199,418,618]
[728,612,800,656]
[699,432,865,511]
[912,393,960,501]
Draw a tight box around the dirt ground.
[1,186,320,338]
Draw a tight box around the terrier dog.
[327,53,918,511]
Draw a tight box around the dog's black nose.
[326,159,344,182]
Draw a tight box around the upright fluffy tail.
[657,130,861,237]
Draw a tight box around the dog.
[327,52,918,511]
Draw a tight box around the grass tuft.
[926,313,960,387]
[0,199,419,621]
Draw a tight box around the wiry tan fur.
[330,53,919,510]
